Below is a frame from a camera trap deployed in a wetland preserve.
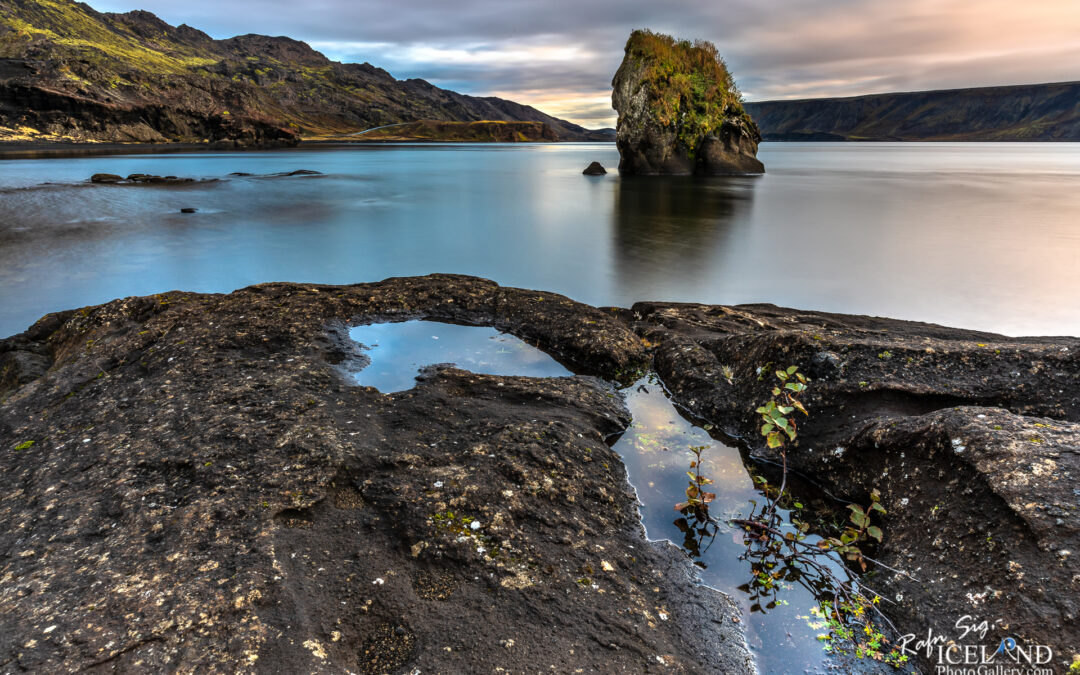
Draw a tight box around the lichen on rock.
[612,30,764,175]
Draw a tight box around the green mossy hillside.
[0,0,606,143]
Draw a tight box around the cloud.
[88,0,1080,126]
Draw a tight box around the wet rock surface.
[582,161,607,175]
[0,276,751,673]
[632,301,1080,670]
[3,277,1078,672]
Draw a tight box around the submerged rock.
[612,30,764,175]
[180,207,197,213]
[582,161,607,175]
[89,173,203,186]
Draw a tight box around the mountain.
[0,0,613,145]
[350,120,560,143]
[744,81,1080,141]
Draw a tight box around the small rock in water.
[90,173,123,184]
[582,161,607,175]
[285,169,322,176]
[180,208,198,214]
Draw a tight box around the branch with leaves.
[733,365,912,668]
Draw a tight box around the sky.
[90,0,1080,128]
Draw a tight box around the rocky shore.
[2,276,1077,672]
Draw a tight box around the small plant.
[732,366,912,667]
[819,490,886,571]
[674,445,715,516]
[720,364,735,384]
[14,440,35,451]
[673,444,719,566]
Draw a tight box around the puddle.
[348,321,571,392]
[347,320,876,673]
[613,376,862,674]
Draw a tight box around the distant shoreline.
[0,139,615,160]
[3,137,1077,161]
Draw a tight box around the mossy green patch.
[623,29,754,154]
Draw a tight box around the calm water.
[2,142,1079,339]
[347,320,856,673]
[348,321,572,391]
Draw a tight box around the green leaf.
[787,366,798,375]
[761,423,774,436]
[867,526,883,542]
[775,370,789,381]
[772,387,781,396]
[766,431,783,449]
[870,502,887,514]
[778,405,794,415]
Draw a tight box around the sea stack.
[611,30,764,175]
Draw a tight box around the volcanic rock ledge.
[2,276,1078,673]
[0,276,749,674]
[632,301,1080,671]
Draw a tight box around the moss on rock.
[612,30,764,175]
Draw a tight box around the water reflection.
[343,321,880,673]
[612,176,756,297]
[611,376,841,673]
[4,143,1080,339]
[347,321,571,392]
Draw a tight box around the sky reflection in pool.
[348,320,571,392]
[348,320,862,673]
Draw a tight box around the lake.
[1,142,1079,339]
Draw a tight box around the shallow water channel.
[348,319,860,673]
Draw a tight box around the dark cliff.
[745,81,1080,141]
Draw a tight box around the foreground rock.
[632,302,1080,671]
[583,161,607,175]
[0,276,751,673]
[3,277,1078,672]
[612,31,764,175]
